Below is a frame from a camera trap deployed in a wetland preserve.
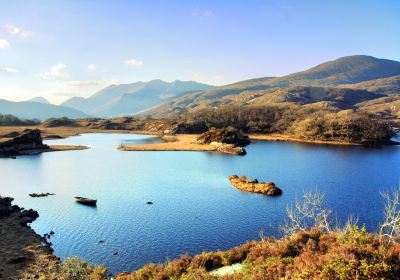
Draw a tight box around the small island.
[120,126,250,155]
[228,175,283,196]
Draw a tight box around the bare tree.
[379,189,400,244]
[281,191,332,236]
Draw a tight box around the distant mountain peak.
[61,79,214,117]
[27,96,50,104]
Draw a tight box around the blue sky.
[0,0,399,104]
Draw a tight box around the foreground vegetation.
[31,190,400,280]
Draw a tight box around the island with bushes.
[228,175,283,196]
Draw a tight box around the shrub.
[321,257,357,280]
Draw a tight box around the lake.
[1,133,399,274]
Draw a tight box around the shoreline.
[248,134,360,146]
[1,125,398,150]
[0,196,59,279]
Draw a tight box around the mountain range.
[1,55,400,121]
[0,99,88,120]
[139,55,400,119]
[61,80,213,117]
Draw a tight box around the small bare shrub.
[281,191,332,236]
[379,189,400,244]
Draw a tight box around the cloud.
[192,8,216,18]
[65,80,101,88]
[187,73,226,86]
[48,79,119,98]
[39,64,68,80]
[88,64,96,71]
[2,67,19,73]
[5,24,31,37]
[0,39,10,48]
[125,58,144,66]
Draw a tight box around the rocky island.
[228,175,283,196]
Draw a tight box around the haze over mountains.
[61,80,213,117]
[27,96,51,104]
[1,55,400,121]
[0,99,88,120]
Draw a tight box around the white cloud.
[187,73,227,86]
[2,67,19,73]
[125,58,144,66]
[39,64,68,80]
[5,24,31,37]
[65,80,101,88]
[0,39,10,48]
[88,64,96,71]
[192,8,215,18]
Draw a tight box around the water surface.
[0,133,399,274]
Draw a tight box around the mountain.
[0,99,88,120]
[141,55,400,118]
[61,80,213,117]
[27,96,51,104]
[266,55,400,87]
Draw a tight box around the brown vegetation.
[184,106,394,146]
[228,175,282,196]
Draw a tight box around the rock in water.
[0,129,48,155]
[228,175,282,196]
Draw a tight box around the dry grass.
[120,134,218,152]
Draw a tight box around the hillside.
[141,55,400,118]
[141,86,385,118]
[62,80,213,117]
[339,75,400,95]
[0,99,88,120]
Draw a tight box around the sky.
[0,0,399,104]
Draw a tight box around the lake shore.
[249,133,360,146]
[0,196,59,280]
[1,125,397,149]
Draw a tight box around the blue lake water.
[0,133,400,274]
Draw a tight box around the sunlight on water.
[1,133,399,273]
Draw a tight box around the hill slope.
[142,55,400,118]
[0,99,88,120]
[339,75,400,95]
[62,80,213,117]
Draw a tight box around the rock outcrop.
[210,142,247,155]
[0,196,59,279]
[228,175,282,196]
[197,127,250,147]
[0,129,48,155]
[195,127,250,155]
